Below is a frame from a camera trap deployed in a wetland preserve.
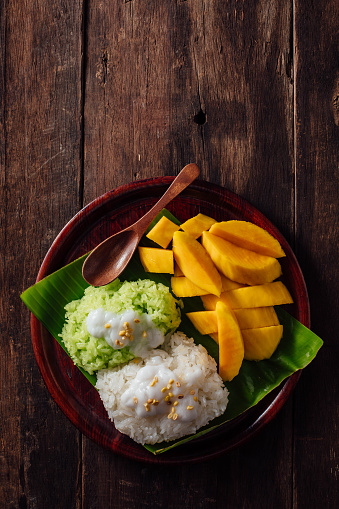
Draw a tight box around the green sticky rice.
[60,279,182,375]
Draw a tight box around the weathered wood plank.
[294,0,339,507]
[0,0,84,507]
[82,1,295,508]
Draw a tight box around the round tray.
[31,177,310,463]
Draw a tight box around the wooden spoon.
[82,163,200,286]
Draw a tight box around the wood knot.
[193,109,207,125]
[96,50,109,87]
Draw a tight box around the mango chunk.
[171,277,209,297]
[242,325,283,360]
[219,282,293,309]
[186,310,218,335]
[220,273,246,291]
[180,213,217,239]
[233,307,280,329]
[146,216,180,248]
[172,231,222,296]
[201,293,219,311]
[174,263,184,277]
[202,231,282,285]
[210,220,286,258]
[138,247,174,274]
[216,301,244,381]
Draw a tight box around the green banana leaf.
[21,210,323,455]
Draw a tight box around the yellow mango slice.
[180,213,217,239]
[202,231,282,285]
[201,293,219,310]
[210,220,285,258]
[242,325,283,360]
[172,231,222,296]
[202,302,279,329]
[146,216,180,248]
[220,282,293,309]
[138,247,174,274]
[186,310,218,335]
[220,273,245,291]
[171,277,209,297]
[234,307,280,329]
[216,301,244,381]
[174,263,184,277]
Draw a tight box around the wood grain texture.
[1,0,337,507]
[0,0,83,507]
[293,0,339,506]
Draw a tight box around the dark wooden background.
[1,1,338,508]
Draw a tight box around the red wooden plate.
[31,178,310,464]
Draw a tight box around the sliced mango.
[210,220,285,258]
[234,307,280,329]
[171,277,209,297]
[216,301,244,381]
[172,231,222,296]
[220,273,245,291]
[202,303,279,329]
[186,310,218,335]
[200,293,220,311]
[138,247,174,274]
[174,263,184,277]
[180,213,217,239]
[242,325,283,360]
[202,231,282,285]
[146,216,180,248]
[219,282,293,309]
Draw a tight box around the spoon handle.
[131,163,200,235]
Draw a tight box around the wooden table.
[1,1,338,507]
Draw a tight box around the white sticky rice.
[96,331,229,444]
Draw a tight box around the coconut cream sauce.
[86,309,164,358]
[120,358,200,421]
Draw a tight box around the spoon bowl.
[82,163,200,286]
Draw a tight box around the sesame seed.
[167,413,173,419]
[187,405,194,410]
[147,398,153,404]
[178,394,184,399]
[190,390,195,395]
[133,397,138,404]
[194,396,198,402]
[161,387,167,393]
[171,407,175,413]
[119,331,125,336]
[152,400,159,406]
[167,401,172,405]
[124,322,129,328]
[173,401,178,406]
[167,384,172,390]
[105,323,111,329]
[168,392,173,398]
[164,395,171,402]
[134,318,140,323]
[115,339,120,345]
[144,403,150,412]
[142,331,147,338]
[176,381,181,387]
[172,413,178,420]
[169,379,174,384]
